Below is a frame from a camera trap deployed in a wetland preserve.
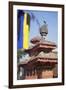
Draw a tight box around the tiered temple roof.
[25,36,57,54]
[18,22,58,68]
[18,36,57,68]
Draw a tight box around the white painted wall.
[0,0,66,90]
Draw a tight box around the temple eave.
[25,45,56,53]
[18,57,57,67]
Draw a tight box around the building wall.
[22,64,57,79]
[24,69,54,79]
[42,70,53,78]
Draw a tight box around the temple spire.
[40,21,48,39]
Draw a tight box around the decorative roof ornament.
[40,20,48,39]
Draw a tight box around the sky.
[25,10,58,45]
[17,9,58,60]
[17,10,58,49]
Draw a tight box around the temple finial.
[39,20,48,39]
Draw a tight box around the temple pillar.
[53,64,58,78]
[25,68,37,79]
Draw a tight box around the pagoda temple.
[17,22,58,80]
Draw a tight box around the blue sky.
[25,10,58,45]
